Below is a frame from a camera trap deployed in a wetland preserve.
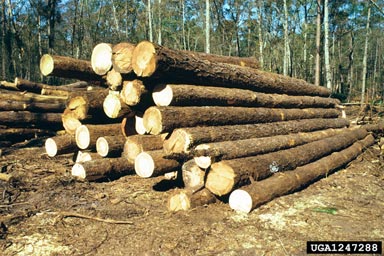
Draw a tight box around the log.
[74,150,103,163]
[103,90,134,119]
[91,43,113,75]
[75,123,123,149]
[205,128,368,196]
[72,157,134,181]
[0,99,65,113]
[167,188,217,212]
[0,88,67,103]
[96,135,126,157]
[185,51,260,69]
[14,77,52,94]
[123,133,167,163]
[193,128,346,168]
[61,108,83,135]
[0,127,53,142]
[152,84,340,108]
[45,134,76,157]
[181,159,206,190]
[112,42,136,74]
[40,54,101,81]
[143,106,341,135]
[120,116,139,137]
[105,68,123,91]
[134,150,180,178]
[134,113,146,135]
[0,111,63,128]
[120,80,150,106]
[131,41,330,97]
[163,118,350,155]
[229,134,375,213]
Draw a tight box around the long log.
[167,188,217,212]
[205,128,368,196]
[0,127,53,142]
[185,51,260,69]
[163,118,350,155]
[72,157,134,181]
[131,41,330,97]
[0,111,63,128]
[40,54,101,81]
[0,88,67,103]
[228,134,375,213]
[45,134,77,157]
[143,106,341,135]
[112,42,136,74]
[0,99,65,113]
[75,123,123,149]
[96,135,126,157]
[134,150,180,178]
[91,43,113,75]
[152,84,340,108]
[181,159,206,190]
[193,128,347,168]
[122,133,167,163]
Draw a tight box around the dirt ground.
[0,107,383,256]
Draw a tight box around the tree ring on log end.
[135,115,147,135]
[91,43,113,75]
[153,84,173,106]
[143,107,162,135]
[132,41,157,77]
[168,191,191,211]
[135,152,155,178]
[96,137,109,157]
[40,54,54,76]
[72,163,86,179]
[45,138,57,157]
[103,93,122,119]
[75,125,90,149]
[205,162,236,196]
[229,189,253,213]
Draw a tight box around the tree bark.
[143,106,340,135]
[152,84,340,108]
[134,150,180,178]
[45,134,77,157]
[193,128,346,169]
[167,188,217,211]
[91,43,113,75]
[96,134,126,157]
[185,51,260,69]
[75,123,123,149]
[131,41,330,97]
[122,133,167,163]
[0,111,62,128]
[72,157,134,181]
[228,134,375,213]
[205,128,368,196]
[0,127,53,142]
[112,42,136,74]
[39,54,101,81]
[163,118,349,155]
[0,99,65,113]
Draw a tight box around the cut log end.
[96,137,109,157]
[168,191,191,211]
[121,80,145,106]
[205,162,236,196]
[228,189,253,213]
[40,54,54,76]
[71,163,86,179]
[103,93,122,119]
[132,41,157,77]
[134,152,155,178]
[193,144,213,169]
[153,84,173,106]
[135,115,147,135]
[163,129,191,155]
[91,43,113,75]
[75,125,90,149]
[143,107,162,135]
[45,138,58,157]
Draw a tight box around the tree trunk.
[205,0,210,53]
[134,150,180,178]
[72,157,134,181]
[323,0,332,90]
[205,128,368,196]
[122,133,167,163]
[152,84,339,108]
[361,5,371,105]
[96,135,126,157]
[228,134,375,213]
[45,134,77,157]
[193,128,346,169]
[283,0,290,76]
[143,106,340,135]
[39,54,101,81]
[315,0,321,86]
[163,118,349,155]
[112,42,136,74]
[91,43,113,75]
[75,123,123,149]
[167,188,217,211]
[131,41,330,97]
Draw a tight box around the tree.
[360,4,371,105]
[314,0,321,86]
[205,0,210,53]
[323,0,332,90]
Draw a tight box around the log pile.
[3,41,381,214]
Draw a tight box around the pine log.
[61,108,83,135]
[185,51,260,69]
[143,106,341,135]
[131,41,330,97]
[0,127,53,142]
[0,88,67,103]
[40,54,101,81]
[134,150,180,178]
[123,133,167,163]
[229,134,375,213]
[14,77,52,94]
[45,134,76,157]
[96,135,126,157]
[0,111,63,128]
[105,68,123,91]
[163,118,350,155]
[75,123,122,149]
[72,157,134,181]
[152,84,340,108]
[103,90,134,119]
[0,99,65,112]
[91,43,113,75]
[193,128,346,168]
[167,188,217,212]
[181,159,206,190]
[67,89,110,120]
[120,80,151,106]
[205,128,368,196]
[112,42,136,74]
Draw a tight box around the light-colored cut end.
[168,191,191,211]
[75,125,90,149]
[103,92,122,118]
[205,162,236,196]
[121,80,145,106]
[71,163,86,179]
[91,43,113,75]
[163,129,191,155]
[96,137,109,157]
[134,152,155,178]
[131,41,157,77]
[135,115,147,135]
[229,189,253,213]
[193,144,213,169]
[40,54,54,76]
[152,84,173,106]
[45,138,57,157]
[143,107,162,135]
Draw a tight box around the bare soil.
[1,107,383,256]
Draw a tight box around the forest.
[0,0,383,103]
